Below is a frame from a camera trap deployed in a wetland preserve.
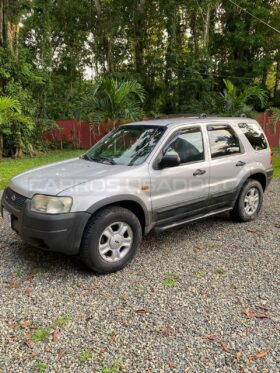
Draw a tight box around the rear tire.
[80,206,142,274]
[230,179,263,222]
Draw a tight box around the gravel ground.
[0,182,279,373]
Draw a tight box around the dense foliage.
[0,0,280,156]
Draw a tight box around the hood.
[9,158,129,198]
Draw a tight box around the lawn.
[273,148,280,179]
[0,150,84,190]
[0,148,279,191]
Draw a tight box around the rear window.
[238,122,268,150]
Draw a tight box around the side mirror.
[159,154,180,169]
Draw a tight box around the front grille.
[5,188,27,210]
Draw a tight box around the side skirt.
[154,207,232,233]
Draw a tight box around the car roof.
[124,116,257,128]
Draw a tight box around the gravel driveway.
[0,181,279,373]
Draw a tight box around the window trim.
[207,124,243,160]
[153,126,206,170]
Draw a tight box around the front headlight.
[31,195,73,214]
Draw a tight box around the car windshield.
[83,125,165,166]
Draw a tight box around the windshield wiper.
[91,155,117,165]
[80,154,92,161]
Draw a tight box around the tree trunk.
[203,3,211,53]
[273,59,280,105]
[134,0,146,74]
[94,0,114,72]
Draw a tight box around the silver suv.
[1,117,273,273]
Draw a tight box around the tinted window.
[238,122,268,150]
[208,126,240,158]
[165,127,204,164]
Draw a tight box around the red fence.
[256,113,280,148]
[44,115,280,149]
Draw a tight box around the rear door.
[149,126,210,224]
[207,124,248,209]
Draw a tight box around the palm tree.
[218,80,267,117]
[83,77,146,131]
[266,107,280,134]
[0,96,34,158]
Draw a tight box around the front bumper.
[1,188,90,255]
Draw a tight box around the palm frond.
[0,97,21,113]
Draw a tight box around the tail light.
[270,151,273,166]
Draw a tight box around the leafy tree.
[217,80,267,117]
[0,96,33,158]
[82,77,146,131]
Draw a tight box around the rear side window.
[238,122,268,150]
[207,126,241,158]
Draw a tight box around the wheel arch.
[86,195,151,234]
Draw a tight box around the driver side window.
[165,127,204,164]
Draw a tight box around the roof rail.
[199,113,207,118]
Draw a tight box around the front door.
[149,126,210,225]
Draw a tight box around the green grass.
[31,328,49,342]
[52,316,71,329]
[78,350,92,363]
[162,273,181,287]
[33,361,48,372]
[273,148,280,179]
[0,150,84,190]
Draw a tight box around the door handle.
[193,169,206,176]
[236,161,246,167]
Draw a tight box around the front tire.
[231,179,263,222]
[80,206,142,274]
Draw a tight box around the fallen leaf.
[274,224,280,228]
[20,321,32,329]
[25,288,32,297]
[202,335,219,341]
[57,348,67,361]
[240,368,245,373]
[21,275,34,282]
[243,308,251,318]
[6,281,20,289]
[247,228,263,234]
[165,323,171,337]
[194,245,202,253]
[23,333,32,348]
[212,237,221,241]
[135,309,148,315]
[243,307,269,319]
[248,349,270,361]
[220,340,230,353]
[44,347,51,353]
[22,352,39,361]
[256,304,270,311]
[234,351,242,362]
[200,288,209,296]
[168,361,176,368]
[52,328,59,342]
